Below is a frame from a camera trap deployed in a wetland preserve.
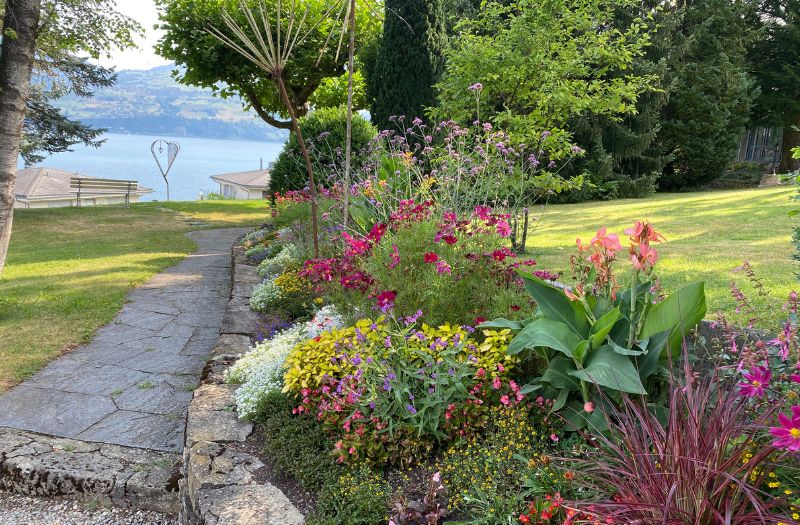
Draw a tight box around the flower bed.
[225,121,800,524]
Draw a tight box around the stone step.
[0,428,181,514]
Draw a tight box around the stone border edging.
[179,239,304,525]
[0,427,182,513]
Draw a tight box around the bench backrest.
[69,177,138,193]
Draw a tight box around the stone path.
[0,228,248,453]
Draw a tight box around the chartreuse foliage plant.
[486,222,706,429]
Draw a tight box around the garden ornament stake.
[151,139,180,201]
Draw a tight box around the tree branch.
[241,84,293,130]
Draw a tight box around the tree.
[562,2,671,201]
[1,0,142,165]
[747,0,800,172]
[155,0,380,131]
[0,0,41,274]
[434,0,655,150]
[657,0,755,190]
[369,0,447,130]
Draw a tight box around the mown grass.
[527,187,797,327]
[0,200,267,393]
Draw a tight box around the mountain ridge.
[57,64,289,143]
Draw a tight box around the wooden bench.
[69,177,139,207]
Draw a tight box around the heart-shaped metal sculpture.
[151,139,180,201]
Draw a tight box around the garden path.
[0,227,248,453]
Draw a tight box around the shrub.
[229,307,345,419]
[249,280,283,313]
[437,403,564,523]
[307,466,391,525]
[283,318,515,393]
[270,106,377,195]
[256,390,338,492]
[256,243,300,278]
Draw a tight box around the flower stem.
[628,270,639,349]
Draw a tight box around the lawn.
[528,186,797,327]
[0,200,268,393]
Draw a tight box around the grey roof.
[15,167,153,200]
[210,169,270,188]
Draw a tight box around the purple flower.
[408,393,415,400]
[541,130,551,139]
[406,404,417,414]
[383,378,391,392]
[468,82,483,91]
[738,366,771,397]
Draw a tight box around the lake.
[19,133,285,201]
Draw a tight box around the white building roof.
[15,167,153,202]
[210,169,270,189]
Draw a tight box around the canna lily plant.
[484,222,706,429]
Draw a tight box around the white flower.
[249,279,282,313]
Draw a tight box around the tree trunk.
[0,0,41,275]
[779,124,800,173]
[276,73,319,257]
[343,0,356,232]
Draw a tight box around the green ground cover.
[0,200,268,393]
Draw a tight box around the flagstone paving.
[0,228,248,453]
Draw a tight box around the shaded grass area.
[528,187,797,327]
[0,201,267,393]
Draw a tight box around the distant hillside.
[57,64,289,143]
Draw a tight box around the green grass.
[0,200,267,393]
[527,187,797,327]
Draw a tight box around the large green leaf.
[541,356,581,390]
[569,345,647,394]
[639,282,706,352]
[507,318,583,356]
[519,272,588,336]
[589,307,621,348]
[635,329,670,380]
[479,318,525,331]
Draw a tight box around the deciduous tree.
[0,0,41,274]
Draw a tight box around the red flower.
[474,316,487,325]
[424,252,439,263]
[375,290,397,311]
[367,222,388,244]
[443,234,458,245]
[519,514,530,524]
[510,305,521,311]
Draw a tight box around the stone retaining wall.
[179,242,304,525]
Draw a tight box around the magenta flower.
[496,220,511,238]
[737,366,771,397]
[389,244,400,269]
[435,259,452,275]
[770,406,800,451]
[468,82,483,91]
[791,374,800,383]
[375,290,397,312]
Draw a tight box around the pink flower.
[770,406,800,451]
[500,395,510,405]
[492,376,502,389]
[590,228,622,252]
[738,366,771,397]
[424,252,439,263]
[389,244,400,269]
[496,220,512,238]
[469,82,483,91]
[375,290,397,312]
[791,374,800,383]
[631,243,658,271]
[584,401,595,413]
[550,433,559,442]
[435,260,452,275]
[476,368,486,378]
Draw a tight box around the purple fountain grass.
[569,360,792,525]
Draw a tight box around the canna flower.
[738,366,771,397]
[590,227,622,252]
[630,243,658,271]
[770,406,800,451]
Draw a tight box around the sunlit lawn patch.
[529,187,796,327]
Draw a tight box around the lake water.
[19,133,285,201]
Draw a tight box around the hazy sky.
[98,0,171,71]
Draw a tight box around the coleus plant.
[484,222,706,429]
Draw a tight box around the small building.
[14,167,153,209]
[210,169,271,200]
